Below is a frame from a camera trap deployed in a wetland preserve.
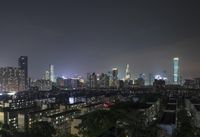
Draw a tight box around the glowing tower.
[125,64,131,81]
[49,64,55,82]
[173,57,180,84]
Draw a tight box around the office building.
[45,70,50,80]
[86,73,97,89]
[18,56,28,89]
[86,73,92,88]
[49,65,55,82]
[112,68,118,88]
[149,73,153,85]
[0,67,25,92]
[125,64,131,81]
[91,73,97,88]
[134,78,145,87]
[32,79,52,91]
[173,57,180,84]
[56,77,65,87]
[124,64,133,87]
[99,73,109,88]
[64,78,81,89]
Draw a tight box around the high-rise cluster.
[85,66,134,89]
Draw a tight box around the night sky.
[0,0,200,81]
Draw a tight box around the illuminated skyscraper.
[125,64,131,81]
[49,65,55,82]
[173,57,180,84]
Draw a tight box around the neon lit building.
[173,57,180,84]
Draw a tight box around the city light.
[0,1,199,137]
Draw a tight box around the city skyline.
[0,1,199,79]
[0,56,187,83]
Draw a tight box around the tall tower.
[149,73,152,85]
[91,73,97,88]
[125,64,131,81]
[112,68,118,81]
[45,70,50,80]
[112,68,118,88]
[18,56,28,89]
[49,65,55,82]
[173,57,180,85]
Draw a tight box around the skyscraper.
[49,65,55,82]
[45,70,50,80]
[86,73,92,88]
[91,73,97,88]
[148,73,153,85]
[18,56,28,88]
[99,73,109,88]
[124,64,133,87]
[125,64,131,81]
[112,68,118,88]
[173,57,180,84]
[86,73,97,89]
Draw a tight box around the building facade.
[99,73,109,88]
[18,56,28,89]
[0,67,25,92]
[112,68,118,88]
[173,57,180,85]
[49,65,55,82]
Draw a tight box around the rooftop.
[28,108,57,114]
[47,109,80,118]
[84,102,103,108]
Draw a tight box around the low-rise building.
[185,98,200,128]
[18,107,61,132]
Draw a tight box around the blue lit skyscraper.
[173,57,180,84]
